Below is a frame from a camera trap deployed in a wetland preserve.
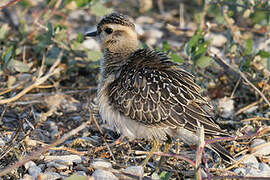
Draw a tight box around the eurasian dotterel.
[85,12,234,163]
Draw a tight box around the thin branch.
[195,124,205,180]
[0,0,23,9]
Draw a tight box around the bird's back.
[106,48,229,140]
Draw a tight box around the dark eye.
[104,27,113,34]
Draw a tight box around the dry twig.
[195,124,205,180]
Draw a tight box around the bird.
[85,12,234,165]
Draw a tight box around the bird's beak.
[84,31,98,37]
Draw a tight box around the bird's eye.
[104,27,113,34]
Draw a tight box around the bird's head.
[85,13,139,54]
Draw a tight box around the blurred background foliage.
[0,0,269,77]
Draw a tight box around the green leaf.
[244,38,253,55]
[77,32,84,43]
[186,30,209,61]
[91,1,113,17]
[0,24,9,40]
[162,41,171,53]
[196,56,213,68]
[171,53,184,63]
[47,22,53,37]
[2,46,14,65]
[77,0,91,7]
[159,171,172,180]
[258,50,270,58]
[46,46,61,65]
[87,50,102,61]
[7,59,30,73]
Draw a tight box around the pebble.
[120,166,144,179]
[251,139,266,148]
[205,33,227,47]
[251,141,270,156]
[92,169,118,180]
[91,159,112,169]
[234,160,270,177]
[24,161,42,178]
[76,171,87,176]
[21,174,34,180]
[234,167,246,175]
[237,154,259,169]
[39,172,62,180]
[259,163,270,177]
[24,161,36,170]
[218,97,234,118]
[44,155,82,165]
[47,162,69,170]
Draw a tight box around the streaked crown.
[97,13,135,34]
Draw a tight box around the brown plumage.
[85,12,234,162]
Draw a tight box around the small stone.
[251,141,270,156]
[259,163,270,177]
[118,166,144,179]
[76,171,87,176]
[91,159,112,169]
[24,161,36,170]
[250,139,266,148]
[47,162,69,170]
[234,167,246,175]
[124,166,143,177]
[38,172,62,180]
[21,174,34,180]
[218,97,234,118]
[246,167,260,176]
[38,164,46,171]
[44,155,82,166]
[205,33,227,47]
[237,154,259,169]
[28,166,42,178]
[92,169,118,180]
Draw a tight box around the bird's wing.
[107,49,228,136]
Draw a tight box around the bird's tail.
[209,142,235,163]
